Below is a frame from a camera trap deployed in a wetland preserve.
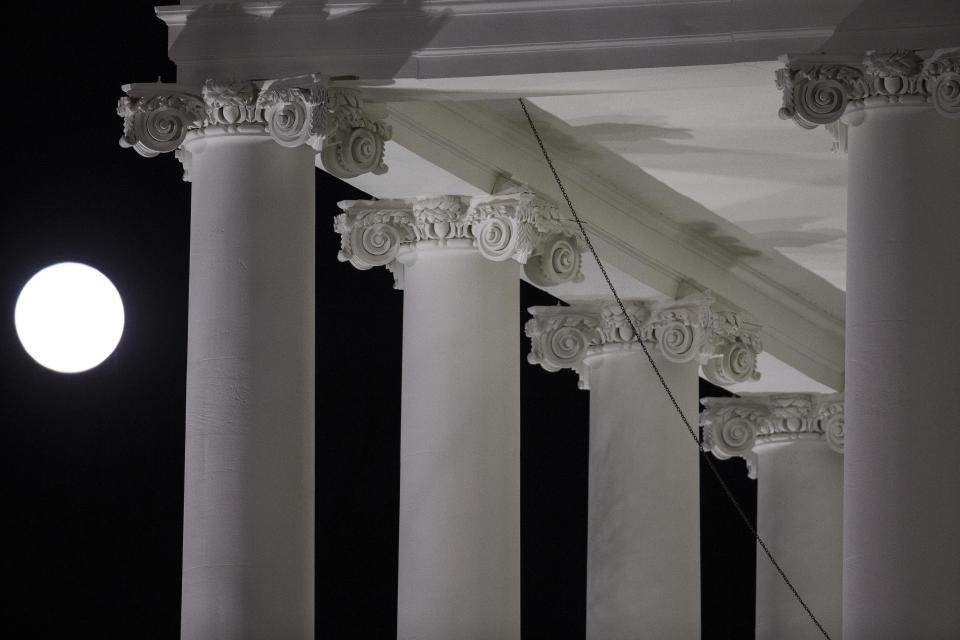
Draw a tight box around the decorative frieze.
[117,74,390,179]
[700,393,844,478]
[776,48,960,129]
[524,295,763,388]
[334,192,585,288]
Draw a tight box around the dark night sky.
[0,4,757,637]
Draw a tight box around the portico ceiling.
[347,63,850,394]
[523,64,849,291]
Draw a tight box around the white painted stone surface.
[525,295,764,639]
[756,442,842,640]
[117,76,397,638]
[335,193,586,639]
[397,243,521,640]
[702,393,844,639]
[180,134,316,639]
[776,48,960,637]
[585,351,700,640]
[844,104,960,638]
[159,1,960,85]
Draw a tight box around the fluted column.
[526,296,763,640]
[336,192,584,640]
[777,48,960,638]
[702,393,845,639]
[117,76,391,639]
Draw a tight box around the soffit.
[344,65,849,392]
[520,62,850,291]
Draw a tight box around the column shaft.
[397,245,521,640]
[755,443,842,639]
[845,106,960,637]
[585,351,700,640]
[180,136,316,639]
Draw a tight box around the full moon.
[15,262,125,373]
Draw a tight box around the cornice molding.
[525,295,762,389]
[333,191,585,289]
[701,393,844,478]
[117,75,391,180]
[155,0,959,85]
[158,1,713,24]
[776,47,960,130]
[154,2,878,84]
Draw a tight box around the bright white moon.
[14,262,125,373]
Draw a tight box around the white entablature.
[156,1,960,86]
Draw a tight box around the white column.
[526,296,763,640]
[400,242,521,639]
[180,134,316,639]
[778,49,960,638]
[336,193,585,640]
[703,394,845,640]
[587,350,699,639]
[117,78,392,639]
[845,96,960,640]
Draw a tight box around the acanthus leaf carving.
[333,203,415,275]
[776,48,960,131]
[257,82,316,148]
[473,215,521,261]
[523,235,583,287]
[701,393,845,478]
[525,310,597,389]
[700,308,763,386]
[647,298,710,364]
[202,79,261,126]
[931,71,960,118]
[118,76,392,180]
[117,89,205,158]
[863,49,924,78]
[317,88,391,178]
[701,406,762,478]
[817,394,845,453]
[334,193,586,289]
[525,294,763,388]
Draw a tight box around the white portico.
[117,1,960,638]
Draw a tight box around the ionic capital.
[701,393,844,479]
[334,192,585,289]
[776,47,960,129]
[117,75,391,179]
[524,295,763,389]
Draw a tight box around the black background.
[0,3,756,637]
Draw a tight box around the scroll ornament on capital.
[117,75,391,179]
[776,47,960,129]
[333,193,586,289]
[524,295,763,389]
[700,393,844,479]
